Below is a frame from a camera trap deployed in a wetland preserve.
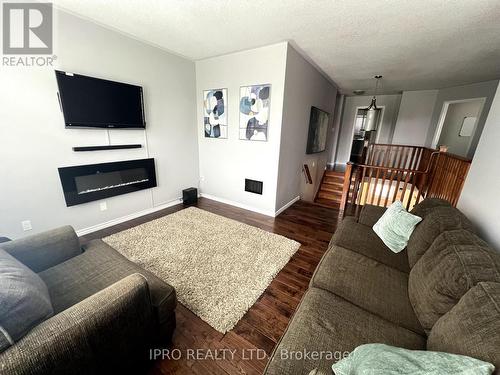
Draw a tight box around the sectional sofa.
[264,198,500,374]
[0,227,176,374]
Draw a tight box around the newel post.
[340,163,353,215]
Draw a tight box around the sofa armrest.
[0,273,156,375]
[0,226,82,272]
[358,205,387,227]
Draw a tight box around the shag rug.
[103,206,300,333]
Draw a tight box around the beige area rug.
[103,206,300,333]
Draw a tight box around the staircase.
[314,170,345,208]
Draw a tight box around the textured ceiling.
[54,0,500,94]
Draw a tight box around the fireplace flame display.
[75,168,150,195]
[77,179,150,195]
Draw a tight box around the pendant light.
[362,75,382,132]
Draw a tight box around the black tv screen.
[55,70,145,129]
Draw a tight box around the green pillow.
[373,201,422,253]
[332,344,494,375]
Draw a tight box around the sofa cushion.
[310,245,424,334]
[409,231,500,333]
[264,288,426,375]
[406,206,475,268]
[332,216,410,273]
[427,282,500,371]
[39,240,176,326]
[422,229,489,255]
[357,198,451,228]
[410,198,451,218]
[358,205,387,227]
[0,226,81,273]
[0,249,53,352]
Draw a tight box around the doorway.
[432,98,486,159]
[349,106,385,163]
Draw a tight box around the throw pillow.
[373,201,422,253]
[332,344,494,375]
[0,248,54,352]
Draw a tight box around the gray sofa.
[265,198,500,374]
[0,226,176,375]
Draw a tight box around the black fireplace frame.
[58,158,157,207]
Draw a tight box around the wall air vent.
[245,179,263,195]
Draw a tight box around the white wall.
[335,94,402,165]
[195,43,288,216]
[459,84,500,251]
[276,46,337,209]
[426,80,499,157]
[0,10,199,239]
[392,90,438,145]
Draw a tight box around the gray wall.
[392,90,438,145]
[426,80,499,157]
[195,43,288,216]
[459,84,500,251]
[0,10,199,239]
[437,100,483,158]
[276,46,337,208]
[335,94,402,165]
[328,93,345,166]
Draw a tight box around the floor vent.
[245,179,263,195]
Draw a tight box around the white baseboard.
[76,197,182,236]
[275,196,301,216]
[199,193,275,217]
[76,193,301,236]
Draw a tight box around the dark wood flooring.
[80,198,342,374]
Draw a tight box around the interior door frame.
[348,105,386,160]
[431,97,486,151]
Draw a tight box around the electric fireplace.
[58,158,157,206]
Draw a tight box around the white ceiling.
[54,0,500,94]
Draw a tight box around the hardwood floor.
[80,198,342,374]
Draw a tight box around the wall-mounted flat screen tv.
[55,70,145,129]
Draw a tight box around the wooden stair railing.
[341,161,436,217]
[425,152,472,206]
[340,144,472,216]
[302,164,313,184]
[365,143,428,170]
[339,163,353,212]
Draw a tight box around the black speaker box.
[183,187,198,205]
